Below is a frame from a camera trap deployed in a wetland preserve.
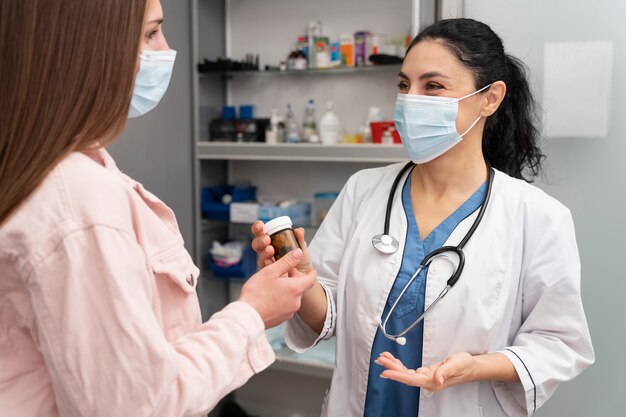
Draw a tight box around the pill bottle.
[263,216,301,261]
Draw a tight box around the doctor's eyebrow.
[419,71,450,81]
[147,18,164,25]
[398,71,410,80]
[398,71,450,81]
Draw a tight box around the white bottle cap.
[263,216,293,236]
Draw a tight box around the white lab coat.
[285,163,594,417]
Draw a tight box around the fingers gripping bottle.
[262,216,301,261]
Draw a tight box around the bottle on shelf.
[285,103,300,143]
[382,126,395,145]
[319,101,341,145]
[294,46,308,70]
[302,99,318,143]
[361,106,384,143]
[265,108,285,144]
[239,105,256,142]
[220,105,236,141]
[307,20,322,68]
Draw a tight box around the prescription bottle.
[263,216,301,261]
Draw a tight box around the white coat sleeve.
[284,173,358,352]
[492,211,595,416]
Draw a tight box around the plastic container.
[285,103,300,143]
[371,121,402,144]
[258,202,311,226]
[382,127,396,145]
[319,102,341,145]
[313,192,339,226]
[302,99,317,142]
[263,216,301,261]
[222,106,236,120]
[239,105,254,120]
[362,106,384,143]
[265,108,284,144]
[208,245,257,280]
[201,185,257,221]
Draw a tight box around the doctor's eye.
[425,82,444,91]
[397,81,409,93]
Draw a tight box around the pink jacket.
[0,149,274,417]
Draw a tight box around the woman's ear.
[481,80,506,117]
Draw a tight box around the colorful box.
[340,34,354,67]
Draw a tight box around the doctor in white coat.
[252,18,594,417]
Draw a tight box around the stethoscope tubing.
[377,162,494,344]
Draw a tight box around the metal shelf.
[196,142,408,163]
[197,64,401,78]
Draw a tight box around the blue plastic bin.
[208,245,257,280]
[257,203,311,226]
[201,185,257,221]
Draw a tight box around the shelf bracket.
[436,0,464,20]
[412,0,437,37]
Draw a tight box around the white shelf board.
[196,142,408,163]
[270,350,334,379]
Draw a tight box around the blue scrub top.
[363,172,487,417]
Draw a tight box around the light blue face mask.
[393,84,491,164]
[128,49,177,118]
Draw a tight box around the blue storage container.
[208,245,257,280]
[201,185,257,221]
[257,202,311,226]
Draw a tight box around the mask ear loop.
[456,83,493,138]
[458,115,483,138]
[456,83,493,101]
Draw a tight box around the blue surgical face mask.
[393,84,491,164]
[128,49,177,118]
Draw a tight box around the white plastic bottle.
[265,108,284,144]
[361,106,384,143]
[319,101,341,145]
[382,127,395,144]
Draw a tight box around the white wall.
[464,1,626,415]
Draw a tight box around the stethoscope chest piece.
[372,233,400,255]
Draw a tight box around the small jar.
[263,216,301,261]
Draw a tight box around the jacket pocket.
[151,248,199,294]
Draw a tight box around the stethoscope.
[373,161,494,345]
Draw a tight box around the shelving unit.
[190,1,431,416]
